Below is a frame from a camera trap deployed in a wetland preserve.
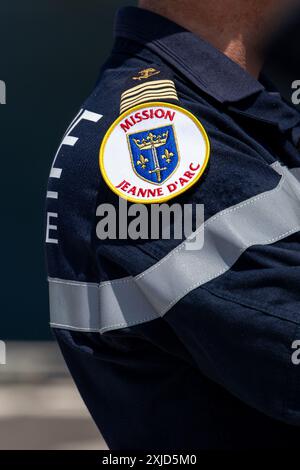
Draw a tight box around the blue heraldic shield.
[127,125,180,185]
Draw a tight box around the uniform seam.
[99,314,159,333]
[200,285,300,327]
[48,277,99,288]
[50,322,100,332]
[99,277,134,288]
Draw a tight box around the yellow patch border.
[99,102,211,204]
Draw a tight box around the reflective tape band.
[49,163,300,334]
[49,277,159,333]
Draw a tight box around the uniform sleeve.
[94,110,300,427]
[47,69,300,446]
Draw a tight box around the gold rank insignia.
[132,68,161,81]
[120,79,179,114]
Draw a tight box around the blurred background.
[0,0,300,450]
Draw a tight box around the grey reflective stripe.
[49,277,159,332]
[49,163,300,334]
[49,279,100,332]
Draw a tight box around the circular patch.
[99,102,210,203]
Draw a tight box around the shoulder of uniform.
[84,62,181,121]
[95,64,212,204]
[117,64,180,115]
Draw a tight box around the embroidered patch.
[128,125,179,185]
[99,102,210,203]
[132,68,160,81]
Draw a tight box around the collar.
[114,7,300,136]
[114,6,264,104]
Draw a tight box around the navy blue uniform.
[45,7,300,449]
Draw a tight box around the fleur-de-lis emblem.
[162,149,174,163]
[129,124,179,185]
[137,154,149,169]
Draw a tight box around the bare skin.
[139,0,298,78]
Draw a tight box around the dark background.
[0,0,299,340]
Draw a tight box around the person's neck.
[139,2,271,79]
